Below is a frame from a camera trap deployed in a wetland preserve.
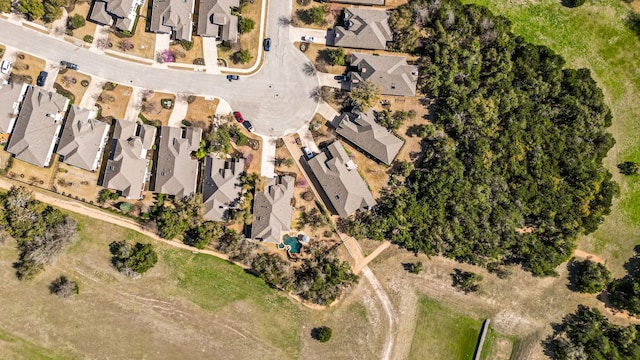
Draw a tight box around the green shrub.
[312,326,332,342]
[238,17,255,33]
[68,14,86,30]
[83,35,94,43]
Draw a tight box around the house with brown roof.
[306,141,376,217]
[202,156,244,222]
[332,8,392,50]
[149,0,196,41]
[6,86,69,167]
[251,175,295,243]
[197,0,239,42]
[152,126,202,198]
[88,0,145,32]
[57,106,111,171]
[347,53,419,96]
[332,109,404,165]
[0,82,28,136]
[101,120,156,199]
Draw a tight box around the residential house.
[0,82,28,137]
[149,0,196,41]
[56,106,111,171]
[88,0,145,32]
[202,156,244,222]
[306,141,376,217]
[251,175,295,244]
[197,0,239,42]
[332,8,392,50]
[329,0,384,5]
[6,86,69,167]
[152,126,202,198]
[347,53,419,96]
[332,109,403,165]
[101,119,156,199]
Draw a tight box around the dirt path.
[573,249,607,264]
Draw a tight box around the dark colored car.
[233,111,244,123]
[36,71,48,87]
[226,74,239,81]
[334,75,347,82]
[243,120,255,132]
[263,38,271,51]
[60,61,78,70]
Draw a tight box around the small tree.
[18,0,45,21]
[68,14,86,30]
[238,17,255,33]
[0,0,12,13]
[349,80,380,110]
[49,275,79,299]
[305,6,325,25]
[570,259,611,294]
[119,202,133,213]
[109,241,158,277]
[326,47,345,66]
[118,40,134,52]
[405,261,423,274]
[452,269,482,293]
[232,49,252,64]
[312,326,332,342]
[618,161,639,175]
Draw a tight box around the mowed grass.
[0,210,305,359]
[408,297,485,360]
[0,328,70,360]
[460,0,640,273]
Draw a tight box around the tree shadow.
[565,257,579,292]
[623,244,640,277]
[625,11,640,40]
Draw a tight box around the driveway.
[167,97,188,127]
[0,2,319,137]
[289,27,330,45]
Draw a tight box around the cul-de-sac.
[0,0,639,358]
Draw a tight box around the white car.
[1,60,12,74]
[302,36,316,43]
[302,146,314,159]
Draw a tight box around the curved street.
[0,0,319,136]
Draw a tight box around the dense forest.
[343,0,616,275]
[546,305,640,359]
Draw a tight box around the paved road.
[0,0,319,137]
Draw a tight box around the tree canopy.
[109,241,158,278]
[344,0,616,276]
[569,259,611,294]
[547,305,640,359]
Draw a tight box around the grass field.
[0,206,387,359]
[408,297,507,360]
[463,0,640,275]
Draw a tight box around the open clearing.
[0,207,387,359]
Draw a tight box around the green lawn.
[460,0,640,273]
[408,297,504,360]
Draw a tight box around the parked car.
[36,71,48,87]
[226,74,239,81]
[334,75,347,82]
[263,38,271,51]
[302,36,316,43]
[1,60,12,74]
[233,111,244,123]
[60,61,78,70]
[302,146,314,160]
[243,120,255,132]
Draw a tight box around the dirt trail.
[573,249,607,264]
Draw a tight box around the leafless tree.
[61,75,76,87]
[49,275,78,299]
[118,39,134,52]
[95,38,110,50]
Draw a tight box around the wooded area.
[342,0,615,276]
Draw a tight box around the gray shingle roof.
[0,82,27,134]
[348,53,419,96]
[333,109,404,165]
[202,156,244,222]
[6,87,69,167]
[197,0,239,41]
[306,141,376,217]
[57,106,111,171]
[102,120,156,199]
[149,0,195,41]
[89,0,143,31]
[152,126,202,198]
[251,175,295,244]
[333,8,392,50]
